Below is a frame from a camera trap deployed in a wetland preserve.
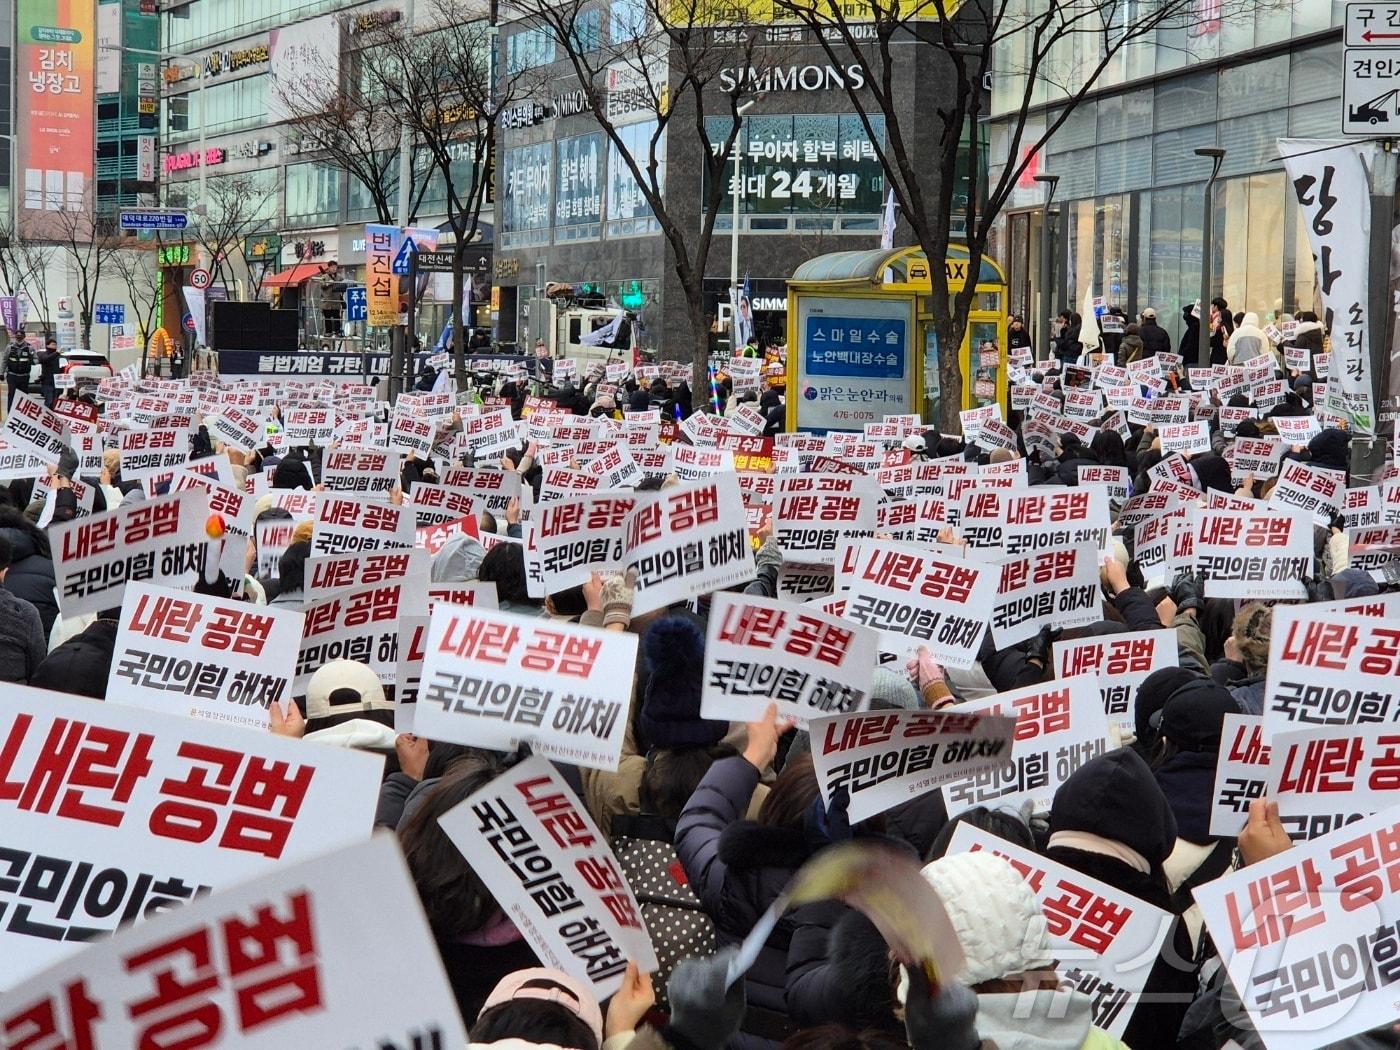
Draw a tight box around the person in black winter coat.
[1138,309,1172,357]
[30,617,120,697]
[675,707,822,1048]
[0,505,58,637]
[1046,749,1199,1050]
[1052,311,1082,368]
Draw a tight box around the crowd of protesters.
[0,301,1388,1050]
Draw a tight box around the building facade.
[987,1,1345,353]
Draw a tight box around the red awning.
[262,262,324,288]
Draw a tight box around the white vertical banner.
[1278,138,1377,436]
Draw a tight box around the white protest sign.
[296,579,426,691]
[1266,723,1400,842]
[809,709,1016,824]
[700,592,879,727]
[0,685,382,990]
[254,517,297,579]
[1077,465,1131,502]
[439,756,656,998]
[305,548,429,598]
[283,407,335,444]
[947,824,1172,1040]
[1056,629,1179,734]
[1158,420,1211,456]
[773,474,880,565]
[1209,713,1272,838]
[209,407,264,453]
[426,581,500,610]
[1268,460,1346,525]
[989,544,1101,649]
[107,582,305,730]
[310,495,414,556]
[1263,607,1400,736]
[389,406,435,457]
[1195,507,1312,601]
[960,487,1110,557]
[0,835,465,1046]
[939,675,1110,814]
[624,474,756,616]
[1195,801,1400,1050]
[414,606,639,771]
[322,448,402,495]
[1,392,69,466]
[52,490,211,618]
[536,492,636,591]
[408,483,482,528]
[842,538,995,667]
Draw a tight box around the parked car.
[30,351,114,393]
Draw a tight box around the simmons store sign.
[719,63,866,93]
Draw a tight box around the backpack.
[610,813,716,1010]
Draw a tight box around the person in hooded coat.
[1210,602,1272,714]
[1225,312,1270,365]
[674,707,823,1048]
[1151,679,1241,953]
[1306,427,1350,476]
[29,615,120,697]
[0,503,58,637]
[1046,749,1198,1050]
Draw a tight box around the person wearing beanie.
[910,852,1126,1050]
[1046,749,1197,1050]
[1132,666,1203,758]
[1307,427,1350,475]
[29,614,120,696]
[1150,679,1241,952]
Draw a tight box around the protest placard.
[119,428,191,485]
[254,516,298,579]
[389,406,435,457]
[1269,460,1346,524]
[408,482,482,528]
[284,407,335,444]
[296,579,425,692]
[0,685,382,989]
[1208,713,1272,838]
[1263,607,1400,735]
[1158,420,1211,456]
[1265,723,1400,842]
[1076,465,1131,502]
[939,675,1110,813]
[321,448,402,495]
[208,406,264,452]
[1195,802,1400,1050]
[809,709,1016,823]
[52,490,211,618]
[946,824,1172,1040]
[699,592,879,726]
[537,492,637,591]
[426,581,500,610]
[959,487,1109,556]
[1056,629,1179,733]
[439,756,656,998]
[393,614,430,733]
[0,834,465,1046]
[841,538,995,667]
[106,582,305,730]
[1195,507,1311,600]
[311,495,414,556]
[989,544,1101,649]
[1,392,69,466]
[774,474,880,564]
[624,474,756,615]
[305,548,429,598]
[414,607,638,771]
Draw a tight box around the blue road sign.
[95,303,125,325]
[345,286,367,322]
[119,210,189,231]
[391,237,418,276]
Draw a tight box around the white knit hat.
[920,852,1053,985]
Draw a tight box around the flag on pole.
[880,189,896,250]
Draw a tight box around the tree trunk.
[685,284,711,413]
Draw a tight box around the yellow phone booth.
[785,245,1008,432]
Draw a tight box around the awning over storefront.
[262,262,324,288]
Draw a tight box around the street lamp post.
[1033,173,1059,353]
[1194,147,1226,369]
[729,98,758,356]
